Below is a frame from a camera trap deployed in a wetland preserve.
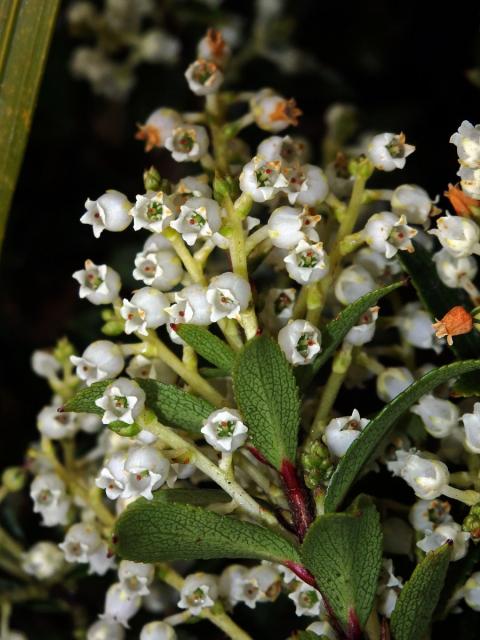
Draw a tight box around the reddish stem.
[247,446,271,466]
[283,561,316,586]
[280,459,314,541]
[347,609,362,640]
[380,618,391,640]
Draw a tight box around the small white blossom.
[37,404,78,440]
[96,451,129,500]
[433,248,478,288]
[335,264,376,305]
[239,156,289,202]
[143,233,174,253]
[133,249,183,291]
[73,260,121,305]
[231,564,281,609]
[135,108,182,151]
[288,581,325,617]
[201,408,248,453]
[59,523,115,575]
[409,498,453,533]
[170,196,221,246]
[417,522,469,561]
[429,215,480,258]
[31,350,61,379]
[138,29,180,64]
[22,541,64,580]
[344,306,379,346]
[325,409,369,458]
[391,184,433,225]
[363,212,417,259]
[124,446,170,500]
[126,355,176,384]
[118,560,155,597]
[278,319,321,366]
[367,132,415,171]
[288,164,329,207]
[268,206,305,249]
[397,302,439,352]
[464,572,480,611]
[185,59,224,95]
[130,191,174,233]
[120,288,169,335]
[71,340,124,386]
[377,367,414,402]
[284,239,329,284]
[251,89,302,132]
[450,120,480,168]
[353,246,402,280]
[197,28,231,65]
[81,190,132,238]
[411,394,459,438]
[260,288,296,331]
[377,559,403,618]
[31,473,71,527]
[219,564,249,607]
[95,378,146,425]
[387,450,450,500]
[257,135,307,164]
[101,582,141,628]
[166,285,211,327]
[462,403,480,453]
[178,573,218,615]
[206,272,251,322]
[87,619,125,640]
[165,125,209,162]
[173,175,213,202]
[140,621,177,640]
[457,165,480,199]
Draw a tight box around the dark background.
[1,0,480,636]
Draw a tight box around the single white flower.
[71,340,124,386]
[376,367,414,402]
[197,28,231,65]
[417,522,469,561]
[140,621,177,640]
[278,319,321,366]
[120,287,169,335]
[367,132,415,171]
[433,248,478,289]
[397,302,440,352]
[268,206,305,249]
[124,446,170,500]
[101,582,141,628]
[165,125,209,162]
[130,191,174,233]
[260,288,296,331]
[96,451,129,500]
[411,394,459,438]
[59,522,114,575]
[250,89,302,132]
[462,403,480,453]
[387,450,450,500]
[239,156,289,202]
[450,120,480,168]
[206,272,251,322]
[31,350,61,379]
[166,285,211,327]
[288,581,325,617]
[95,378,146,425]
[391,184,433,225]
[201,408,248,453]
[363,212,417,259]
[257,135,307,164]
[288,164,329,207]
[185,59,224,95]
[37,404,78,440]
[429,215,480,258]
[457,165,480,199]
[73,260,121,305]
[409,498,453,533]
[133,249,183,291]
[118,560,155,597]
[353,246,402,280]
[219,564,248,608]
[135,108,182,152]
[178,573,218,615]
[170,197,222,246]
[22,541,64,580]
[126,354,176,384]
[81,190,132,238]
[335,264,376,305]
[344,306,379,346]
[324,409,369,458]
[87,619,125,640]
[284,239,329,284]
[30,473,71,527]
[377,559,403,617]
[230,564,281,609]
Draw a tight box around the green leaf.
[300,496,383,631]
[390,543,451,640]
[176,324,236,372]
[63,380,110,415]
[325,359,480,512]
[0,0,61,253]
[233,336,300,469]
[115,490,301,564]
[399,241,480,396]
[435,543,480,618]
[199,366,230,379]
[297,280,405,387]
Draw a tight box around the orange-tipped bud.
[432,306,473,345]
[444,183,480,217]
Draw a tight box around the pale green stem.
[442,485,480,506]
[163,228,206,285]
[245,225,269,255]
[234,193,253,220]
[237,452,289,509]
[139,414,286,534]
[355,352,385,376]
[292,286,308,320]
[162,612,192,626]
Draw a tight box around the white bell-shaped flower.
[409,498,453,533]
[257,135,307,165]
[450,120,480,168]
[120,287,169,335]
[143,233,173,253]
[284,239,329,284]
[335,264,376,305]
[231,564,281,609]
[30,472,71,527]
[290,164,329,207]
[71,340,124,386]
[219,564,248,608]
[87,619,126,640]
[268,206,305,249]
[367,132,415,171]
[118,560,155,597]
[185,59,224,95]
[260,288,296,331]
[278,319,321,366]
[324,409,369,458]
[124,446,170,500]
[166,284,211,328]
[165,125,209,162]
[73,260,121,305]
[140,621,177,640]
[95,378,146,425]
[239,156,289,202]
[37,404,78,440]
[21,541,64,580]
[178,572,219,615]
[288,581,326,617]
[376,367,414,402]
[58,522,111,576]
[391,184,432,225]
[429,215,480,258]
[251,89,302,132]
[206,272,251,322]
[197,28,231,65]
[462,403,480,453]
[387,450,450,500]
[96,451,129,500]
[101,582,141,628]
[353,246,401,280]
[135,108,182,152]
[417,522,469,561]
[397,302,439,352]
[201,408,248,453]
[411,394,459,438]
[130,191,174,233]
[363,212,417,259]
[133,249,183,291]
[170,196,221,246]
[432,248,478,288]
[456,165,480,199]
[126,355,176,384]
[81,190,132,238]
[31,350,61,379]
[344,306,379,346]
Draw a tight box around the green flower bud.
[2,466,27,491]
[101,320,125,337]
[463,502,480,540]
[53,337,75,365]
[302,440,334,490]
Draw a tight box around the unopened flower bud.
[432,306,473,346]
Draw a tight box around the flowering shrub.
[6,22,480,640]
